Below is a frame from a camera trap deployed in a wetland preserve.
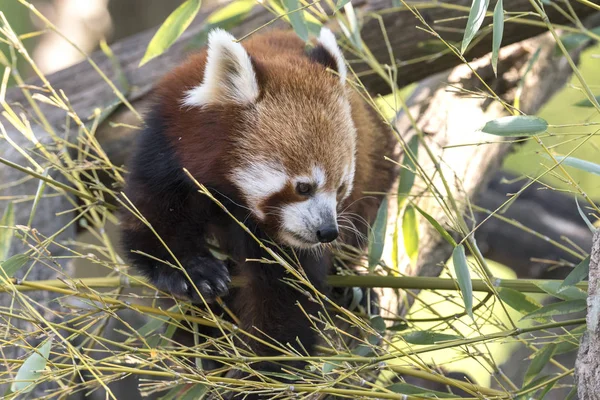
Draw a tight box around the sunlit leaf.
[452,245,473,319]
[401,331,462,345]
[535,280,587,301]
[491,0,504,76]
[140,0,202,66]
[498,287,541,315]
[402,205,419,266]
[461,0,490,54]
[521,299,587,321]
[1,254,29,278]
[413,204,457,246]
[481,115,548,136]
[368,197,388,271]
[561,256,590,290]
[524,344,557,386]
[0,202,14,261]
[11,338,52,393]
[282,0,308,41]
[553,155,600,176]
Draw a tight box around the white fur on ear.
[182,29,259,107]
[317,27,347,82]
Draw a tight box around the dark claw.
[152,256,230,303]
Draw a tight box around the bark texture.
[575,229,600,400]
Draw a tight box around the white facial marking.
[312,165,326,187]
[281,191,338,248]
[317,28,347,83]
[231,161,287,220]
[182,29,259,107]
[342,161,355,199]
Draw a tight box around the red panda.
[121,27,397,393]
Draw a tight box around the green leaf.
[402,205,419,266]
[521,299,587,321]
[140,0,202,66]
[397,136,419,207]
[574,94,600,108]
[535,280,587,301]
[576,198,597,232]
[335,0,352,12]
[370,315,386,333]
[188,0,256,49]
[387,322,409,331]
[461,0,490,54]
[561,256,590,290]
[368,197,388,271]
[180,383,207,400]
[386,382,455,398]
[498,287,542,315]
[481,115,548,136]
[0,202,14,261]
[565,386,578,400]
[524,344,557,386]
[282,0,308,42]
[1,254,29,278]
[491,0,504,76]
[159,384,188,400]
[401,331,462,345]
[348,287,363,311]
[538,379,558,400]
[452,245,473,319]
[413,204,457,246]
[553,155,600,176]
[11,338,52,393]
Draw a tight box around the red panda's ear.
[307,28,347,83]
[182,29,259,107]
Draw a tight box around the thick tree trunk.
[575,230,600,400]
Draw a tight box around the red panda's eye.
[296,182,313,196]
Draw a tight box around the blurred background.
[2,0,598,195]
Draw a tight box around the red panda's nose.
[317,225,339,243]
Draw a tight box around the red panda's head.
[176,28,356,248]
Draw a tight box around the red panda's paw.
[183,257,231,302]
[154,257,231,302]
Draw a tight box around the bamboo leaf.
[401,331,462,345]
[413,204,457,246]
[282,0,308,41]
[387,322,409,332]
[498,287,542,315]
[368,197,388,271]
[140,0,202,66]
[11,338,52,393]
[481,115,548,136]
[0,202,14,261]
[1,254,29,278]
[180,384,207,400]
[491,0,504,76]
[521,299,587,321]
[397,136,419,207]
[535,280,587,301]
[561,256,590,290]
[348,287,363,311]
[554,155,600,176]
[370,315,386,333]
[576,198,597,232]
[402,205,419,266]
[461,0,490,54]
[524,344,557,386]
[452,245,473,319]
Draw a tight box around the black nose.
[316,225,339,243]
